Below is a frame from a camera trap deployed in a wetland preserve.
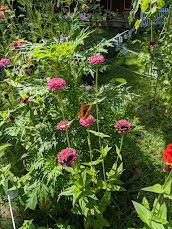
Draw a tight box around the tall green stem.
[150,169,172,220]
[87,126,93,163]
[56,92,71,148]
[95,66,101,148]
[102,159,106,183]
[116,134,124,167]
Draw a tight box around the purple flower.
[79,14,89,21]
[149,40,156,46]
[114,120,132,134]
[60,35,70,43]
[85,85,93,91]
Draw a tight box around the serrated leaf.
[88,130,110,138]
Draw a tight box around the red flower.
[163,144,172,164]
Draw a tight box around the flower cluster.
[56,121,71,131]
[48,78,66,90]
[57,148,78,167]
[80,115,95,127]
[89,55,105,64]
[114,120,132,134]
[0,58,10,67]
[163,144,172,165]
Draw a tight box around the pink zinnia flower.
[47,78,66,90]
[0,13,4,19]
[89,55,105,65]
[57,148,78,167]
[56,121,71,131]
[85,85,93,91]
[0,58,10,67]
[0,6,9,11]
[80,115,95,127]
[149,40,156,46]
[114,120,132,134]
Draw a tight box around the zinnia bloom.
[163,144,172,165]
[0,12,4,19]
[57,148,78,167]
[149,40,156,46]
[0,6,9,11]
[0,58,10,67]
[80,115,95,127]
[56,121,71,131]
[48,78,66,90]
[89,55,105,64]
[114,120,132,134]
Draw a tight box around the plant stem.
[102,159,106,183]
[65,129,70,148]
[150,169,172,220]
[56,92,71,147]
[95,66,101,148]
[116,134,124,168]
[87,126,93,163]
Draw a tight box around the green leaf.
[149,221,165,229]
[142,197,150,209]
[115,145,122,161]
[115,78,127,84]
[142,184,164,194]
[132,201,151,225]
[82,158,103,166]
[134,19,142,30]
[0,144,12,151]
[92,97,106,104]
[141,0,151,12]
[88,130,110,138]
[156,202,168,225]
[163,179,172,195]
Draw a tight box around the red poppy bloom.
[163,144,172,165]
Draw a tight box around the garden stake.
[7,194,16,229]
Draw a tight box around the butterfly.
[80,102,93,121]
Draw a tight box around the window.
[124,0,132,10]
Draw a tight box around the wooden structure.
[101,0,132,11]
